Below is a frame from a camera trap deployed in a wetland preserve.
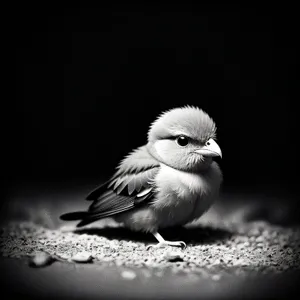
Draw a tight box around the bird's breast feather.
[155,163,221,196]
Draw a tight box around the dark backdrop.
[8,4,299,199]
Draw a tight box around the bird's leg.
[146,232,186,250]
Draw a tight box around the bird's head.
[146,106,222,172]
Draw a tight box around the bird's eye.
[176,135,189,147]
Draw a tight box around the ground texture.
[1,183,300,299]
[1,216,300,277]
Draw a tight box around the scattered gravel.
[1,218,299,280]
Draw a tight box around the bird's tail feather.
[59,211,90,227]
[60,211,88,221]
[60,211,103,228]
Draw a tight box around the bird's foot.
[146,240,186,250]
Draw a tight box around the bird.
[60,105,223,249]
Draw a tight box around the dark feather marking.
[85,179,113,201]
[76,205,135,227]
[88,191,115,211]
[88,193,132,212]
[116,178,129,195]
[108,178,117,189]
[88,167,158,216]
[113,176,126,190]
[60,146,161,226]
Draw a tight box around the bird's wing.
[86,166,159,213]
[60,146,160,227]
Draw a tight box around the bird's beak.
[195,138,222,158]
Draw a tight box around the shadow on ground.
[74,225,233,245]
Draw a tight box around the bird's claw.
[146,240,186,250]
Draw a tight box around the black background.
[9,4,299,199]
[3,6,300,298]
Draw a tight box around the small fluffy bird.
[60,106,223,249]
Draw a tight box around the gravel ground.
[1,184,300,299]
[1,212,299,278]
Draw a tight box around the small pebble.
[71,251,93,263]
[121,270,137,280]
[163,251,184,262]
[212,274,221,281]
[29,251,55,268]
[256,236,264,243]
